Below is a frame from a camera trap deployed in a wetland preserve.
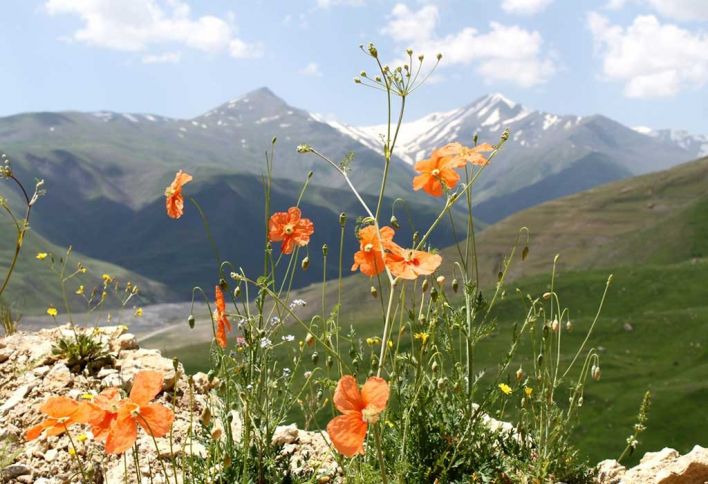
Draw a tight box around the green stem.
[372,425,388,484]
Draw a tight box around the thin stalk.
[372,425,388,484]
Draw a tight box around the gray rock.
[2,463,31,479]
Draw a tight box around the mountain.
[632,126,708,159]
[0,87,456,303]
[328,93,697,223]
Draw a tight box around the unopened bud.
[326,356,333,369]
[430,288,438,301]
[188,314,195,329]
[592,365,601,381]
[436,53,442,60]
[296,144,312,153]
[452,279,459,293]
[421,279,429,292]
[436,275,445,286]
[522,246,529,261]
[406,48,413,56]
[437,377,446,390]
[322,244,328,256]
[354,77,362,84]
[234,286,241,298]
[360,71,367,77]
[301,256,310,271]
[368,43,378,58]
[339,212,347,227]
[390,215,400,229]
[431,361,439,373]
[305,333,315,347]
[566,320,572,332]
[543,292,552,300]
[311,351,319,365]
[551,319,560,333]
[515,367,525,382]
[230,271,238,280]
[370,286,378,298]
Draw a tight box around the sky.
[0,0,707,133]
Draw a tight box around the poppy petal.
[105,410,137,454]
[129,371,163,406]
[361,377,390,411]
[333,375,364,413]
[327,413,367,457]
[24,422,47,441]
[40,396,79,419]
[137,403,175,438]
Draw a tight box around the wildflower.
[326,375,390,457]
[268,207,314,255]
[105,371,175,454]
[437,142,494,167]
[75,285,84,295]
[524,386,533,397]
[412,149,463,197]
[282,334,295,342]
[385,244,442,280]
[214,285,232,349]
[79,387,124,441]
[25,397,91,441]
[68,448,76,456]
[259,337,272,349]
[101,274,113,285]
[46,307,58,317]
[414,332,430,345]
[164,170,193,219]
[36,252,48,260]
[305,333,316,347]
[134,307,143,317]
[516,368,526,382]
[351,225,395,277]
[289,299,307,309]
[76,433,88,442]
[498,383,512,395]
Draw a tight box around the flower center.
[364,243,374,253]
[431,169,440,177]
[361,405,382,424]
[284,224,295,235]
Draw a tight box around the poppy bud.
[297,144,312,153]
[592,365,601,381]
[452,279,459,293]
[360,71,367,77]
[437,377,446,389]
[219,279,228,291]
[501,129,510,142]
[436,53,442,60]
[543,292,552,300]
[305,333,315,347]
[322,244,328,256]
[522,246,529,261]
[326,356,333,369]
[406,48,413,56]
[271,136,277,145]
[234,286,241,298]
[339,212,347,227]
[421,279,429,292]
[188,314,195,329]
[311,352,319,365]
[537,354,543,366]
[301,256,310,271]
[516,367,525,382]
[368,43,378,58]
[436,275,445,286]
[370,286,378,298]
[551,319,560,333]
[431,361,439,373]
[566,320,572,332]
[390,215,400,229]
[430,288,438,301]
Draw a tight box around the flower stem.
[372,425,388,484]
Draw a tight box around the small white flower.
[282,368,291,377]
[281,334,295,342]
[270,316,281,325]
[288,299,307,309]
[259,337,272,349]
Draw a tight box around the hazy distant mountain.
[328,93,697,223]
[632,126,708,159]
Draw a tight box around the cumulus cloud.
[501,0,553,15]
[588,12,708,97]
[44,0,262,59]
[299,62,323,77]
[141,51,181,64]
[381,3,556,87]
[605,0,708,21]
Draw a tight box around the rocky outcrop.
[0,325,341,483]
[596,446,708,483]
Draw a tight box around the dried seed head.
[301,256,310,271]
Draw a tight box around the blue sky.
[1,0,707,132]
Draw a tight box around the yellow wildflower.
[36,252,48,260]
[134,307,143,317]
[387,340,393,348]
[498,383,512,395]
[524,386,533,397]
[68,448,76,456]
[46,307,58,317]
[101,274,112,285]
[75,285,84,295]
[76,433,88,442]
[80,393,95,400]
[414,332,430,345]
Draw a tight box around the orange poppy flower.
[268,207,315,255]
[165,170,193,219]
[105,371,175,454]
[25,396,91,441]
[214,285,231,349]
[351,225,395,277]
[385,244,442,280]
[326,375,389,457]
[412,149,463,197]
[83,388,122,441]
[437,142,494,167]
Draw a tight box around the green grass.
[164,258,708,467]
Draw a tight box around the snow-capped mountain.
[633,126,708,159]
[325,93,699,222]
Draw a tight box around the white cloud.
[44,0,262,59]
[141,51,181,64]
[316,0,365,7]
[588,12,708,97]
[381,4,556,87]
[299,62,323,77]
[605,0,708,21]
[501,0,553,15]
